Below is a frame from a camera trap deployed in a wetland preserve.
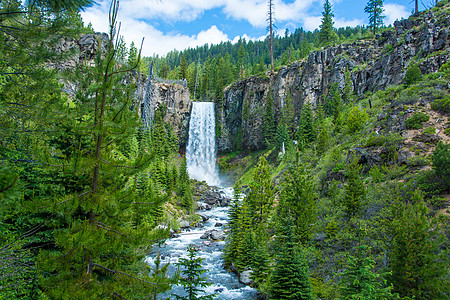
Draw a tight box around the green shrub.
[439,61,450,79]
[407,155,428,167]
[346,106,368,134]
[422,127,436,134]
[404,63,422,86]
[444,128,450,136]
[430,97,450,113]
[405,112,430,129]
[432,141,450,189]
[436,0,448,7]
[365,132,386,147]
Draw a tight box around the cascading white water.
[186,102,220,186]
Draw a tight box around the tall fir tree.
[279,164,316,243]
[390,191,448,299]
[319,0,337,45]
[262,88,276,148]
[342,158,366,217]
[296,102,315,146]
[174,245,216,300]
[246,156,274,228]
[339,245,396,300]
[365,0,385,35]
[268,209,314,300]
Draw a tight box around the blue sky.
[81,0,424,57]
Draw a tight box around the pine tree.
[296,102,315,145]
[316,124,329,155]
[33,1,175,297]
[365,0,385,35]
[280,90,296,137]
[180,53,188,80]
[267,0,275,75]
[174,245,216,300]
[390,191,448,299]
[319,0,337,45]
[268,209,314,300]
[279,164,316,243]
[262,88,276,148]
[343,68,354,103]
[342,158,366,217]
[246,156,274,227]
[339,246,396,300]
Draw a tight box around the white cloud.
[80,0,368,56]
[335,17,364,29]
[384,3,409,25]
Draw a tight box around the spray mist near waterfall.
[186,102,221,186]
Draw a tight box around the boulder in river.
[179,220,190,228]
[210,229,225,240]
[214,222,223,227]
[197,213,209,222]
[239,270,253,285]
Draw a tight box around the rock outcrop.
[216,9,449,153]
[55,32,193,148]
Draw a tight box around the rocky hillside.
[216,6,450,153]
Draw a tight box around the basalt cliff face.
[57,33,192,148]
[215,9,450,153]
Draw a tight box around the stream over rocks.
[146,102,258,299]
[146,187,258,299]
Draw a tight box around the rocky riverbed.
[146,185,259,300]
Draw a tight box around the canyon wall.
[215,9,449,153]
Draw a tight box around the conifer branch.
[90,263,157,285]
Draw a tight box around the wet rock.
[210,230,225,241]
[239,270,253,285]
[197,213,209,222]
[179,220,190,229]
[215,288,224,293]
[200,232,210,239]
[214,222,223,227]
[203,241,211,246]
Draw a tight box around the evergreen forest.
[1,0,449,299]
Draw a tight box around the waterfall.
[186,102,220,186]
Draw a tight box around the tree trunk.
[415,0,418,14]
[269,0,274,75]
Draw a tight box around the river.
[146,102,258,299]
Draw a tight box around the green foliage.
[405,112,430,129]
[317,124,330,155]
[364,0,385,35]
[438,61,450,79]
[180,53,188,79]
[339,246,396,300]
[343,68,354,103]
[342,158,366,217]
[246,156,274,227]
[346,106,368,134]
[390,192,449,299]
[422,126,436,134]
[325,83,344,130]
[319,0,337,45]
[404,63,422,86]
[174,245,216,300]
[430,97,450,113]
[280,91,296,137]
[279,164,317,243]
[275,123,291,151]
[263,89,277,148]
[432,141,450,190]
[296,102,316,145]
[268,210,314,300]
